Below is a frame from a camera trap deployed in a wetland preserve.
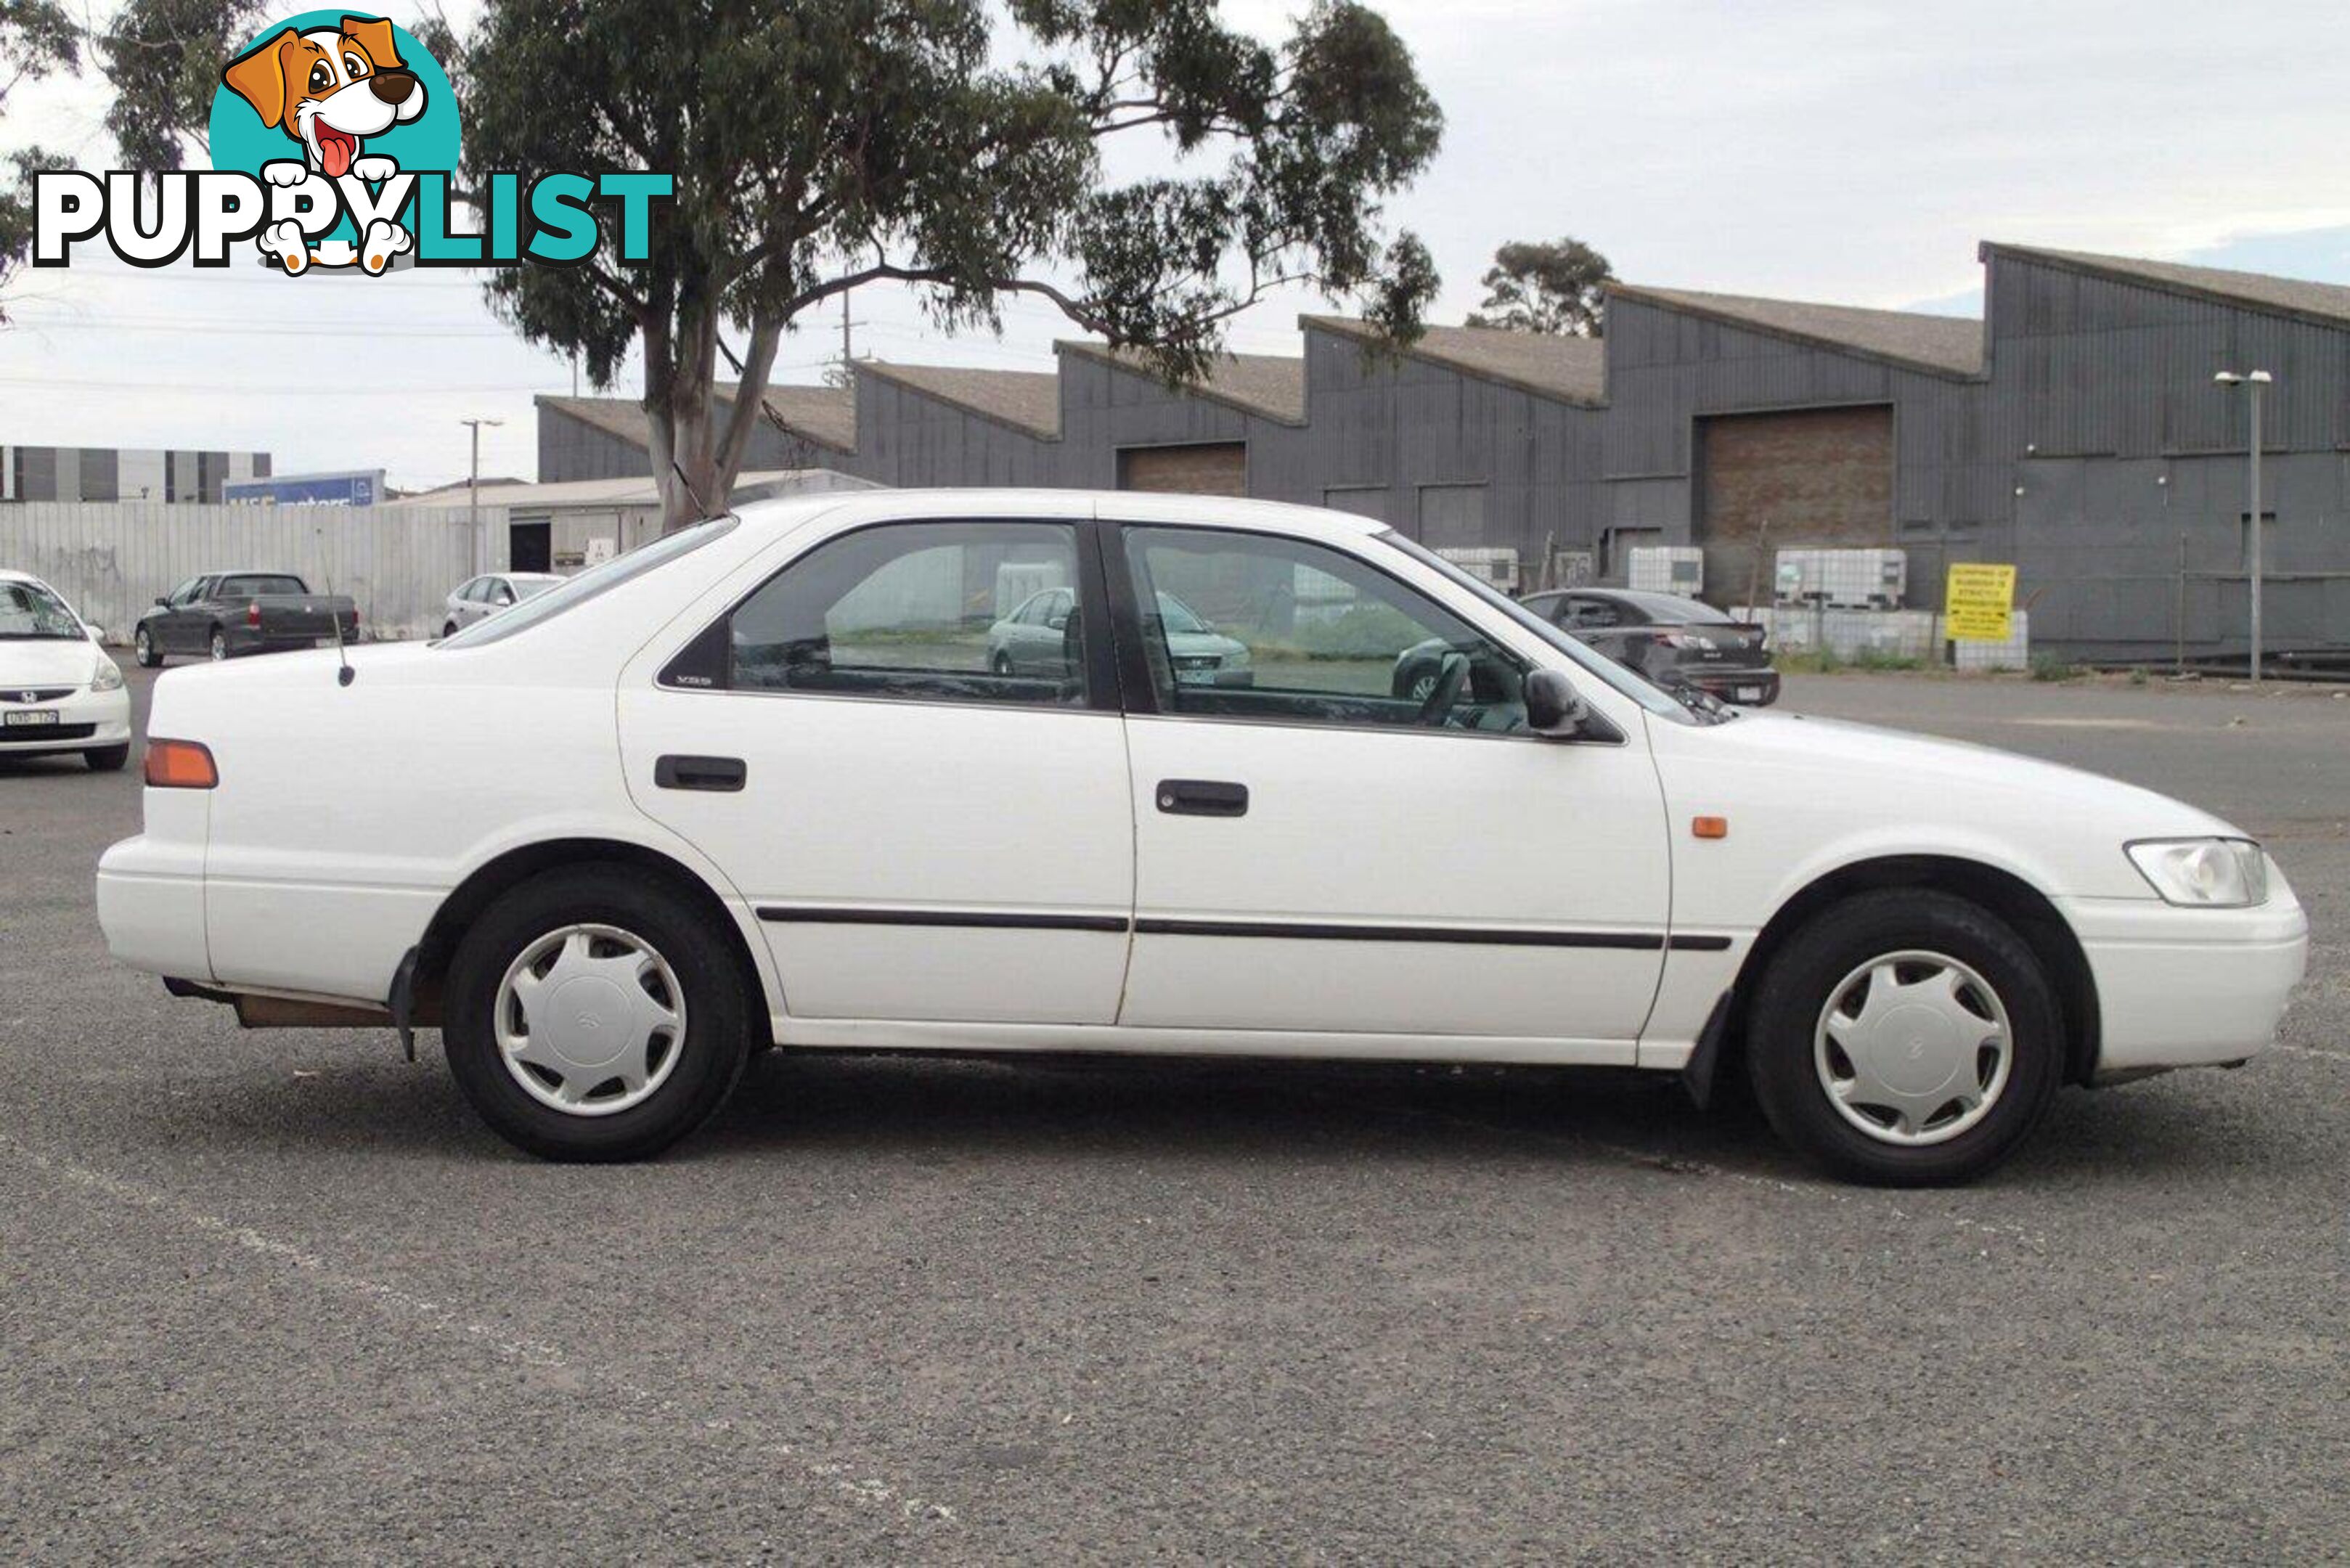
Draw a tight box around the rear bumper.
[0,687,131,754]
[1679,667,1780,706]
[98,828,213,983]
[2060,879,2309,1074]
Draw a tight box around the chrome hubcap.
[1814,950,2011,1146]
[494,924,686,1116]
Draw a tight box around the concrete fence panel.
[0,502,501,642]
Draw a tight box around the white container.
[1436,547,1520,593]
[1627,545,1705,595]
[1772,547,1906,608]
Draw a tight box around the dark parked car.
[1518,587,1779,706]
[134,572,359,667]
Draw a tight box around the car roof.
[733,487,1390,546]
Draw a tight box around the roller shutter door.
[1117,443,1247,496]
[1698,406,1893,596]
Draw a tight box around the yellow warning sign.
[1945,563,2017,642]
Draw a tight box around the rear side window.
[438,516,738,648]
[702,521,1090,709]
[220,574,307,597]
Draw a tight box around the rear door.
[621,509,1136,1026]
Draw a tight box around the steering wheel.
[1416,652,1470,725]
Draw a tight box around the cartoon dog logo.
[221,15,425,274]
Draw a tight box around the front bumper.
[0,685,131,754]
[2060,873,2310,1074]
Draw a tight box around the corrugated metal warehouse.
[536,242,2350,659]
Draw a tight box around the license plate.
[3,710,60,727]
[1736,687,1761,703]
[1174,667,1216,685]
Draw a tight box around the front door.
[1109,523,1671,1057]
[621,513,1135,1025]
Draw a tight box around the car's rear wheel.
[84,744,129,772]
[1745,889,2062,1186]
[134,628,160,668]
[991,650,1014,675]
[442,866,752,1161]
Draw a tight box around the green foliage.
[1465,236,1612,337]
[2029,653,2078,682]
[452,0,1444,523]
[1281,601,1423,657]
[1,0,83,319]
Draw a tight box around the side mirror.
[1045,613,1069,631]
[495,592,515,606]
[1525,669,1589,738]
[153,596,169,608]
[86,625,107,645]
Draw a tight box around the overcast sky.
[7,0,2350,489]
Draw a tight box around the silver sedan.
[441,573,564,637]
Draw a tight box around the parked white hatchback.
[1,569,132,771]
[96,493,2308,1182]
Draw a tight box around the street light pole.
[460,417,505,576]
[2214,370,2272,682]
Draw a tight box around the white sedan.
[1,568,131,771]
[95,492,2308,1183]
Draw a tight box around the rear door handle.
[656,754,747,792]
[1156,778,1248,817]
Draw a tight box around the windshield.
[1378,533,1723,724]
[0,580,83,640]
[1154,592,1209,634]
[438,516,740,648]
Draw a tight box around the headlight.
[2126,838,2269,907]
[91,659,125,693]
[1225,645,1250,668]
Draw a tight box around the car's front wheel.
[442,866,753,1161]
[443,621,459,639]
[84,744,129,772]
[133,628,161,668]
[208,629,229,661]
[1745,889,2063,1186]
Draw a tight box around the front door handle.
[1156,778,1248,817]
[655,754,747,792]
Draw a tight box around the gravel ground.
[1,666,2343,1563]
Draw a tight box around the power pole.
[460,416,504,575]
[2214,369,2273,682]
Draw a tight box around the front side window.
[168,578,205,607]
[725,521,1089,708]
[1122,526,1526,732]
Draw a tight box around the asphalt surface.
[2,666,2344,1563]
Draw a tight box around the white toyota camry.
[96,492,2309,1183]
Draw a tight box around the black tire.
[84,744,129,772]
[133,627,161,668]
[208,627,229,661]
[1745,889,2063,1186]
[443,621,459,640]
[442,865,753,1161]
[1393,658,1440,703]
[990,650,1014,676]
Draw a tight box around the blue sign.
[224,469,383,506]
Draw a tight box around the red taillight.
[245,600,261,627]
[144,739,218,790]
[351,605,361,629]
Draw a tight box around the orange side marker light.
[1692,816,1728,840]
